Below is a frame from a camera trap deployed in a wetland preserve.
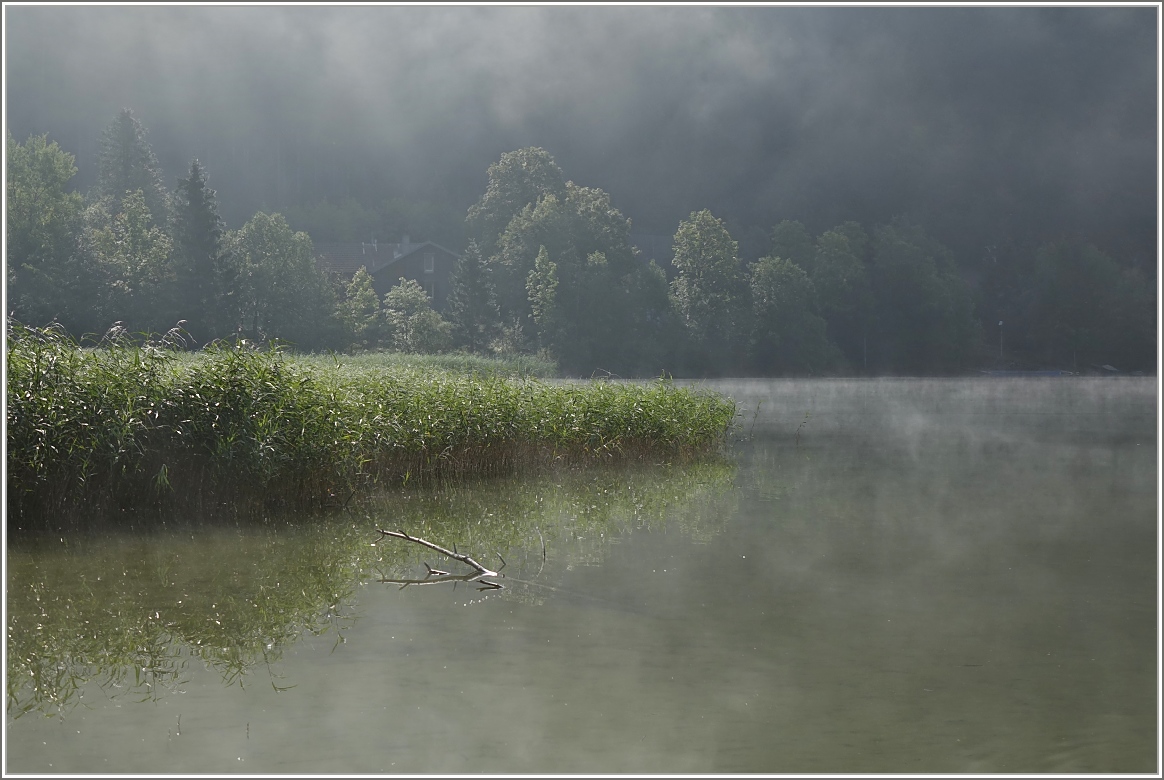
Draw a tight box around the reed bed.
[293,350,560,379]
[6,322,737,524]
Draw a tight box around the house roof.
[315,240,460,276]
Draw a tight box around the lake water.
[5,378,1158,774]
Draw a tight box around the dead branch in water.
[377,570,504,591]
[375,529,504,588]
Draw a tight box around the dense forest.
[6,110,1157,377]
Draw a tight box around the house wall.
[370,246,457,312]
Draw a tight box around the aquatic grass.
[293,349,559,379]
[6,321,737,525]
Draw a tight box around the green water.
[5,378,1157,773]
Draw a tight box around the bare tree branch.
[376,529,500,577]
[378,571,503,591]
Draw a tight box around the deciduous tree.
[227,212,337,350]
[467,147,567,260]
[83,190,175,334]
[669,210,749,374]
[1029,240,1125,371]
[749,255,840,375]
[338,266,382,350]
[382,278,452,354]
[811,226,874,371]
[5,132,86,330]
[869,219,977,373]
[769,220,815,275]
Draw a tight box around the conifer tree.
[447,240,500,353]
[172,159,226,343]
[97,108,170,228]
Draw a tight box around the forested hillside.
[7,112,1156,376]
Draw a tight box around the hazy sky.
[4,5,1158,260]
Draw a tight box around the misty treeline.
[7,111,1156,376]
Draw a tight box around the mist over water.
[5,378,1157,773]
[709,377,1157,457]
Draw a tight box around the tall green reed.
[6,320,738,525]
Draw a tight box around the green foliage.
[829,221,870,261]
[8,117,1151,377]
[5,321,178,521]
[811,226,874,369]
[96,108,170,229]
[172,159,229,343]
[294,349,558,379]
[526,245,559,337]
[5,321,738,525]
[1028,240,1146,371]
[769,220,815,275]
[5,132,86,329]
[447,240,501,354]
[623,257,679,375]
[466,146,567,259]
[337,267,382,350]
[382,278,452,354]
[749,255,841,375]
[83,190,176,335]
[226,212,338,350]
[489,179,667,375]
[869,219,978,373]
[669,209,750,374]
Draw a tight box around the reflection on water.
[6,458,736,721]
[5,378,1157,774]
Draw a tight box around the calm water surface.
[5,378,1158,774]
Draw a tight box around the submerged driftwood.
[375,529,505,590]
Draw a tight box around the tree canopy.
[6,132,86,330]
[5,117,1154,376]
[227,212,337,350]
[670,209,749,374]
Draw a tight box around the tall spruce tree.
[447,240,500,353]
[172,159,226,343]
[97,109,170,228]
